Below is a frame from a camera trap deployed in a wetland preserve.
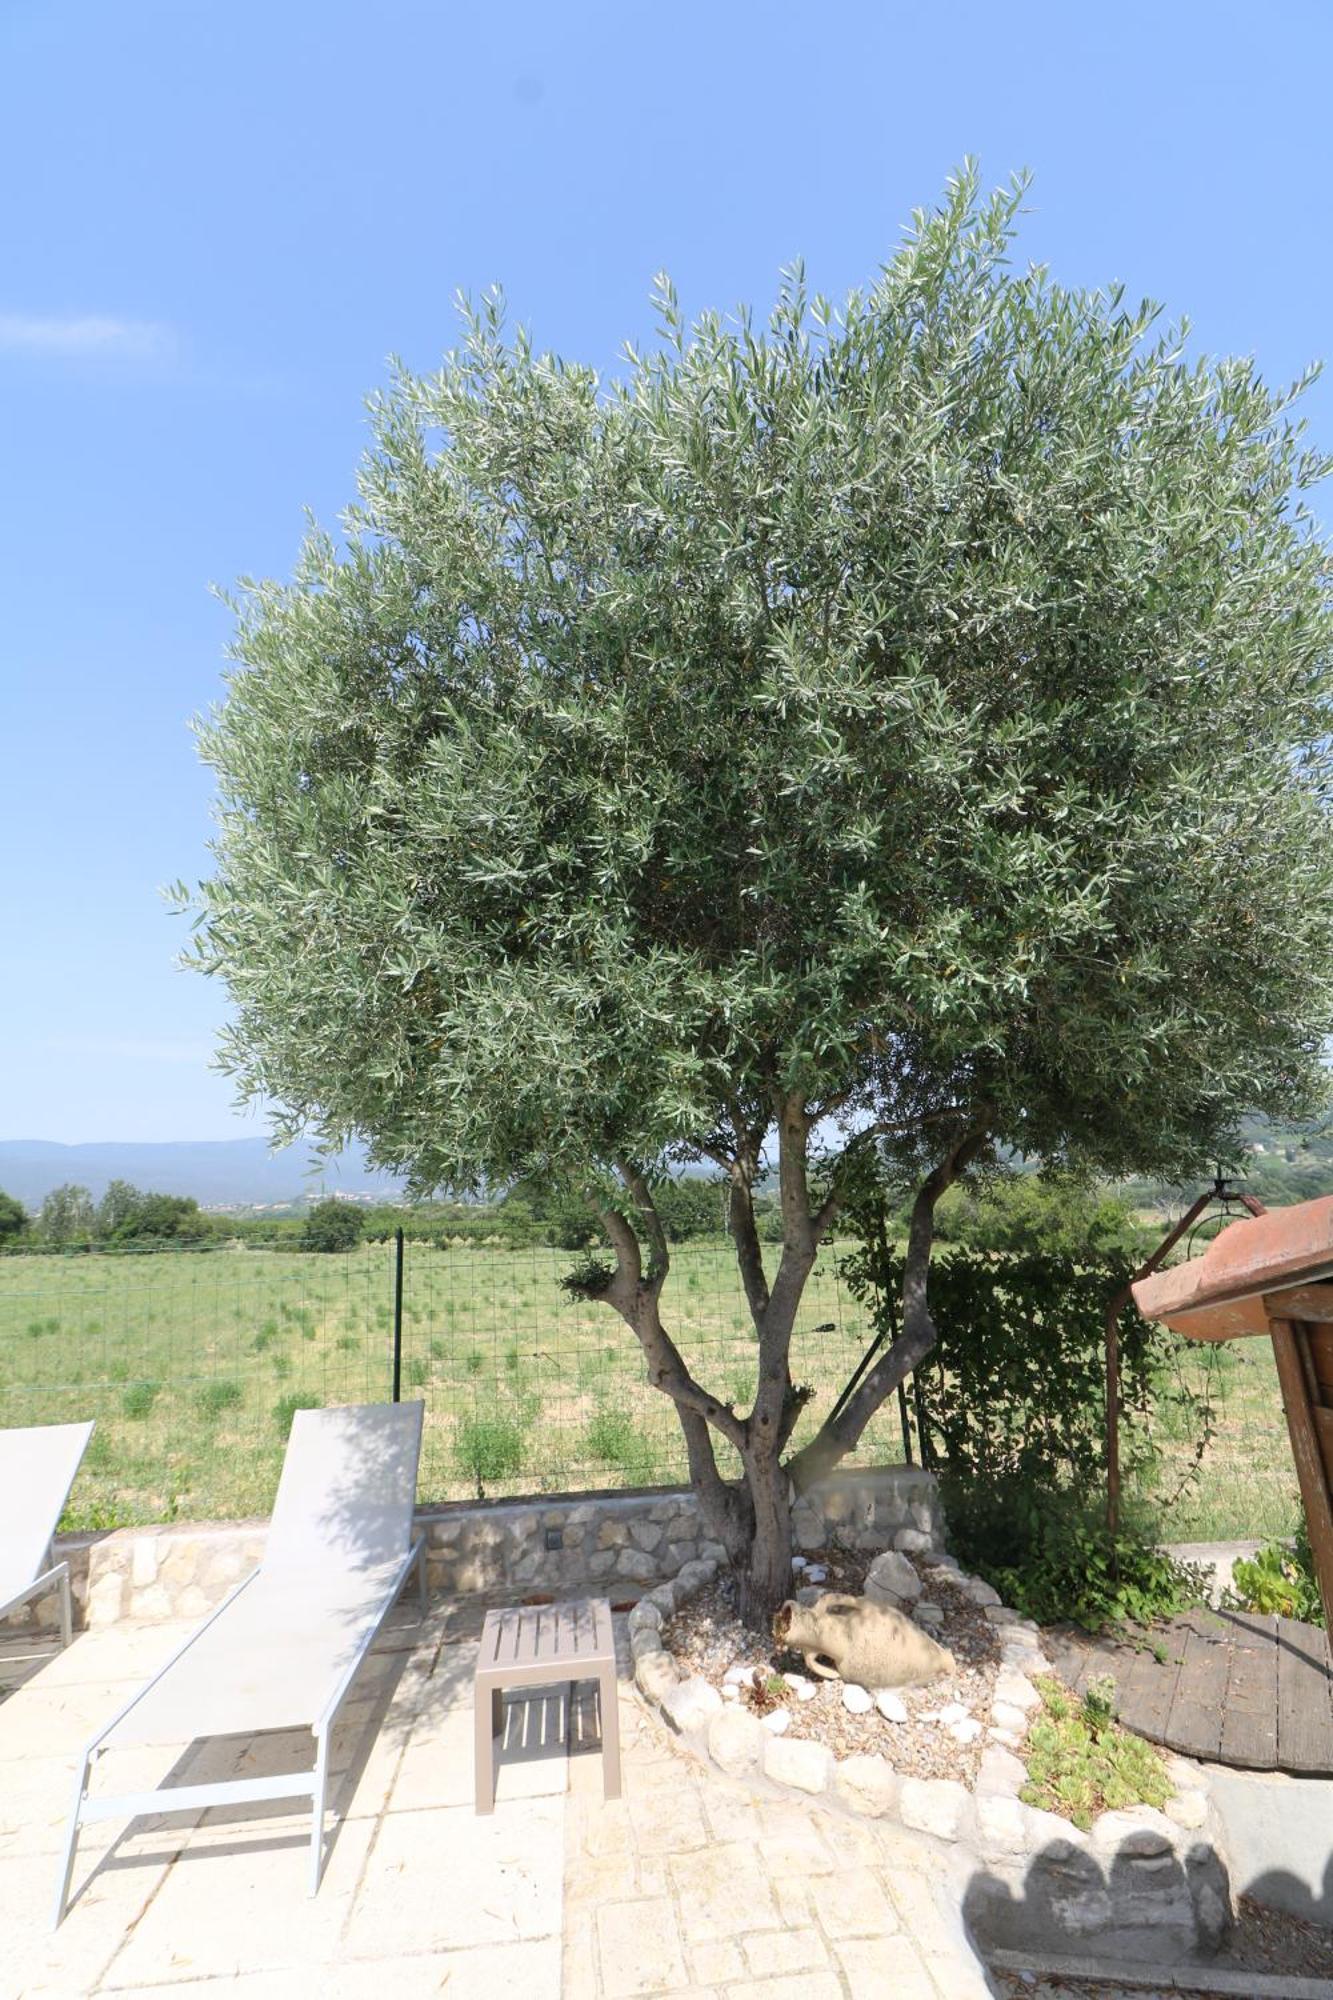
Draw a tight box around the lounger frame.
[0,1548,75,1650]
[52,1534,425,1926]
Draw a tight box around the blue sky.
[2,0,1330,1143]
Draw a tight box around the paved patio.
[0,1603,994,1998]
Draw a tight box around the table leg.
[474,1676,500,1815]
[599,1665,622,1801]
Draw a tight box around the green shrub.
[1227,1516,1323,1626]
[407,1356,428,1388]
[195,1379,243,1419]
[301,1199,364,1253]
[583,1404,658,1484]
[1020,1675,1171,1830]
[942,1470,1208,1632]
[252,1320,278,1352]
[464,1348,484,1375]
[273,1392,322,1435]
[454,1411,526,1490]
[122,1380,161,1420]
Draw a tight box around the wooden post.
[1269,1317,1333,1635]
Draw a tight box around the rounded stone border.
[630,1552,1226,1904]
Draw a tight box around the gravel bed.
[661,1544,1007,1784]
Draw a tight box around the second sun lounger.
[0,1420,95,1649]
[52,1399,426,1926]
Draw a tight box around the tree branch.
[613,1157,670,1291]
[785,1127,988,1492]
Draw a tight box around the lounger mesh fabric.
[53,1400,425,1925]
[0,1421,94,1629]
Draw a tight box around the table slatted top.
[477,1598,613,1680]
[1050,1608,1333,1773]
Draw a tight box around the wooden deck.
[1049,1608,1333,1773]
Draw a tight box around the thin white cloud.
[0,312,174,360]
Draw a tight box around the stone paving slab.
[1,1606,995,1998]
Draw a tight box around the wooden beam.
[1270,1318,1333,1635]
[1266,1284,1333,1324]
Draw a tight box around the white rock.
[842,1683,874,1715]
[834,1753,900,1817]
[994,1670,1041,1713]
[795,1679,818,1702]
[662,1675,723,1735]
[938,1702,969,1726]
[894,1527,935,1554]
[864,1550,922,1605]
[1090,1807,1178,1858]
[723,1664,753,1686]
[636,1651,680,1704]
[1165,1790,1208,1831]
[984,1606,1021,1625]
[626,1600,662,1636]
[1164,1754,1208,1793]
[762,1707,791,1735]
[804,1564,828,1583]
[988,1727,1023,1750]
[975,1792,1028,1857]
[961,1575,1002,1607]
[990,1701,1030,1737]
[875,1690,908,1724]
[899,1776,973,1842]
[949,1717,983,1745]
[913,1602,945,1628]
[976,1744,1027,1796]
[763,1733,834,1795]
[794,1584,825,1607]
[706,1704,766,1777]
[790,1555,807,1571]
[722,1684,740,1703]
[782,1671,813,1696]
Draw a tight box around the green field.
[0,1239,888,1527]
[0,1239,1301,1543]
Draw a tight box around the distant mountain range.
[0,1138,405,1211]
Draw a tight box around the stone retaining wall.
[1,1464,941,1633]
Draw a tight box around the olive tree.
[185,170,1333,1625]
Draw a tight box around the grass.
[0,1236,1302,1542]
[1020,1675,1171,1830]
[0,1238,881,1526]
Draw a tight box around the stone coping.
[631,1554,1233,1963]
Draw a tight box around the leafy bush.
[942,1470,1207,1632]
[273,1391,322,1435]
[301,1199,365,1253]
[122,1380,161,1419]
[583,1403,658,1484]
[454,1411,526,1490]
[195,1379,243,1419]
[934,1175,1152,1264]
[1227,1517,1323,1626]
[1020,1675,1171,1830]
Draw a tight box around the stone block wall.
[0,1464,941,1633]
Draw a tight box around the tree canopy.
[186,168,1333,1615]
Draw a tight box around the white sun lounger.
[0,1420,95,1649]
[53,1400,426,1926]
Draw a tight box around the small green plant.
[1020,1674,1171,1831]
[1227,1517,1323,1626]
[271,1350,292,1379]
[195,1379,243,1419]
[407,1355,428,1388]
[335,1332,357,1352]
[122,1380,161,1419]
[583,1403,658,1483]
[252,1320,278,1352]
[454,1411,526,1492]
[465,1347,484,1376]
[273,1391,322,1435]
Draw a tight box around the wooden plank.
[1161,1610,1231,1761]
[1271,1319,1333,1634]
[1123,1626,1189,1745]
[1276,1614,1333,1774]
[1269,1284,1333,1325]
[1306,1322,1333,1388]
[1218,1611,1279,1769]
[1314,1404,1333,1481]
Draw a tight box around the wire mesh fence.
[0,1234,907,1528]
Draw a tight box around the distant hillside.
[0,1137,405,1211]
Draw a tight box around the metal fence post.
[392,1227,404,1403]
